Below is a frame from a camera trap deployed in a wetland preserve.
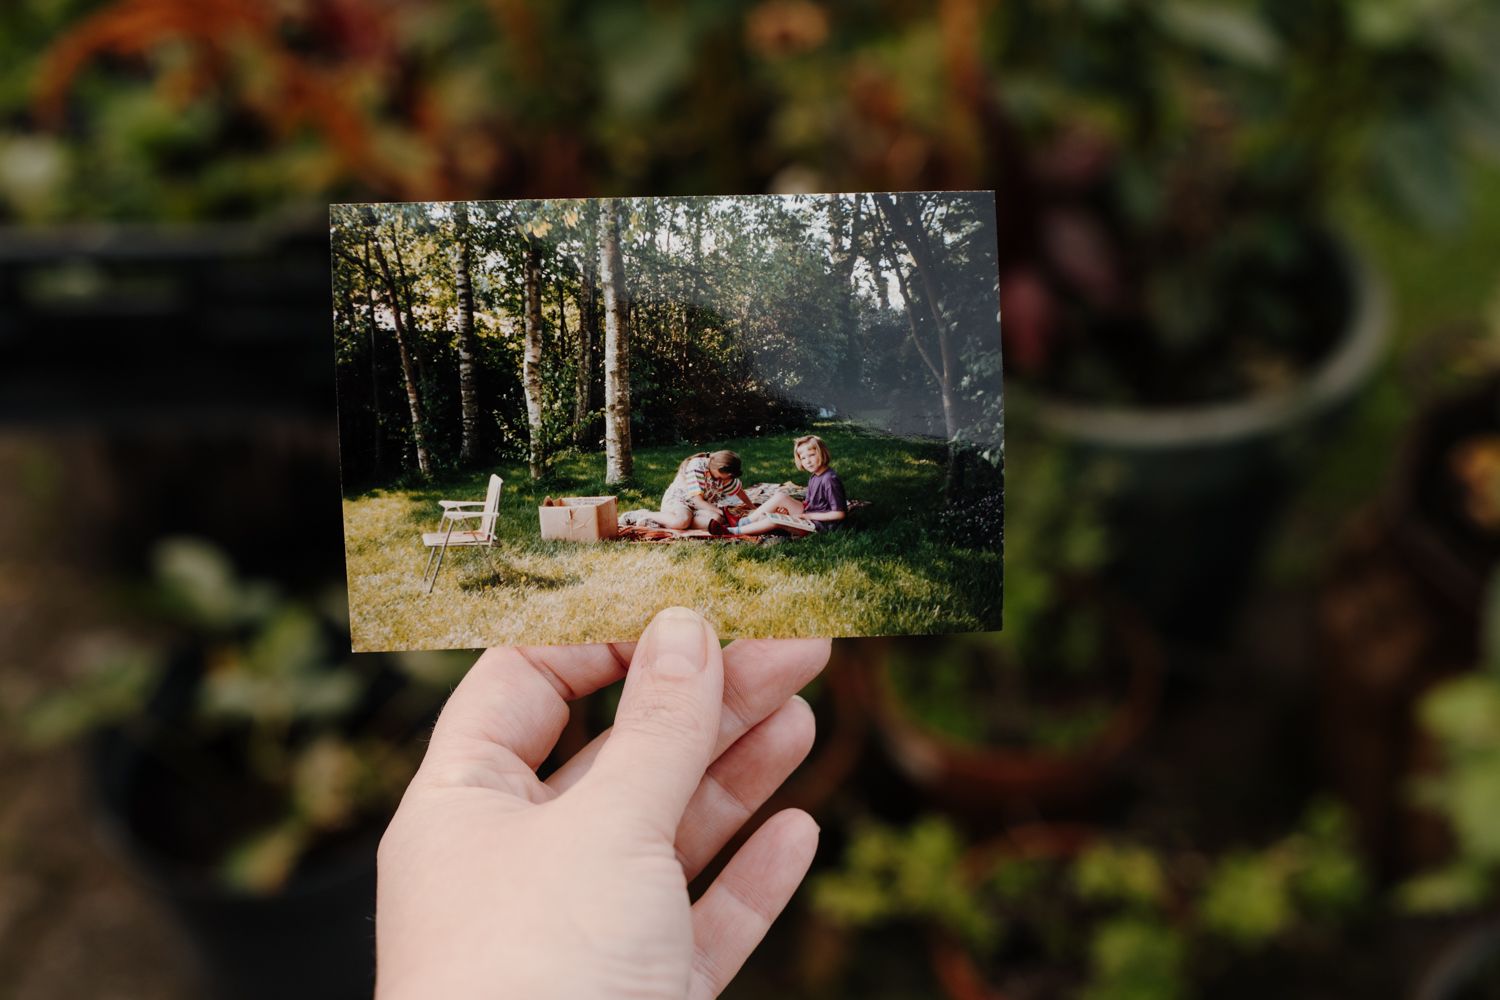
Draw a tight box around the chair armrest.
[443,509,488,521]
[439,500,485,509]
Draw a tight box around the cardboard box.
[539,495,619,541]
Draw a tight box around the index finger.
[419,640,637,795]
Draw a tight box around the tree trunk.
[361,237,383,475]
[600,198,633,484]
[575,204,599,447]
[878,195,960,445]
[366,214,431,478]
[522,239,546,480]
[391,227,429,389]
[879,196,966,495]
[455,202,481,465]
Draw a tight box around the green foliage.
[1073,843,1170,909]
[813,817,997,951]
[1200,802,1368,944]
[1399,579,1500,912]
[1083,916,1187,1000]
[19,537,449,894]
[816,803,1368,995]
[883,427,1116,750]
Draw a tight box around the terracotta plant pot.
[928,824,1099,1000]
[865,590,1163,816]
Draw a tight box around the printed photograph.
[330,192,1003,650]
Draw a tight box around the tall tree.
[878,194,959,445]
[454,201,481,465]
[522,236,546,480]
[361,236,384,474]
[574,201,599,447]
[830,195,864,398]
[600,198,633,483]
[363,208,431,478]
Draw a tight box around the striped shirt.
[663,455,741,507]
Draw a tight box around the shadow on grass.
[457,564,579,593]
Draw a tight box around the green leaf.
[1156,2,1283,69]
[1419,676,1500,753]
[1369,115,1465,231]
[20,644,159,747]
[1398,861,1493,913]
[1083,915,1187,1000]
[590,6,697,117]
[1200,852,1292,946]
[221,818,308,894]
[1073,842,1169,908]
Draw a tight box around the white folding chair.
[420,474,503,593]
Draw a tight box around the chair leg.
[425,523,456,594]
[422,545,440,590]
[427,540,451,594]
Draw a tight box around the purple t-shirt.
[803,468,846,531]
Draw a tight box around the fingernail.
[650,607,707,676]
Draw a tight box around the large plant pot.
[1031,233,1389,642]
[85,653,423,1000]
[91,728,380,1000]
[864,591,1163,818]
[928,824,1099,1000]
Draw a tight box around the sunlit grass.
[342,423,1003,649]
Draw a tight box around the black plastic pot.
[1415,922,1500,1000]
[1031,233,1389,643]
[0,218,346,586]
[84,652,425,1000]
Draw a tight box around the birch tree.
[454,201,480,465]
[522,236,546,480]
[600,197,633,483]
[364,207,431,478]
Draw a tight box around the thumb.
[581,607,723,836]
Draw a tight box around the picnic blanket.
[616,482,866,543]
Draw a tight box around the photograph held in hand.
[330,192,1004,651]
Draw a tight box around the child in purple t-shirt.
[728,434,846,537]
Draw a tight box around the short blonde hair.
[793,434,831,473]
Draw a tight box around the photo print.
[330,192,1004,651]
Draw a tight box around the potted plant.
[20,538,465,1000]
[865,433,1162,815]
[812,804,1369,1000]
[757,2,1500,638]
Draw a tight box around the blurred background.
[3,0,1500,996]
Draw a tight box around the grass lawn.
[341,422,1003,650]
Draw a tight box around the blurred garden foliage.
[6,0,1499,406]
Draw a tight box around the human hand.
[375,607,829,999]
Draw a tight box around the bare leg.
[691,510,724,531]
[729,517,811,537]
[741,492,803,524]
[636,501,692,530]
